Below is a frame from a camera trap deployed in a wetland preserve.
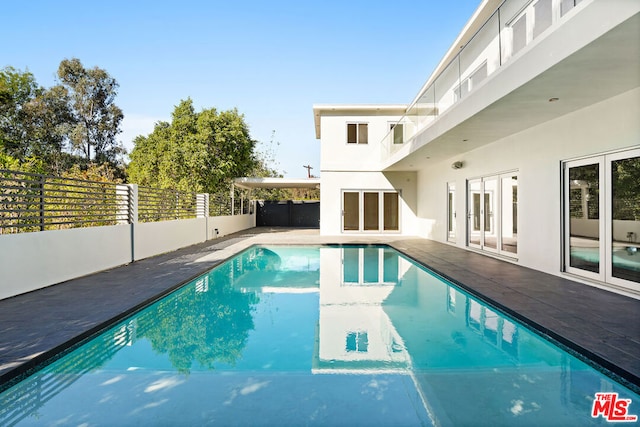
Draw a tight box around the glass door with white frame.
[342,190,400,233]
[565,159,602,279]
[564,148,640,290]
[610,151,640,285]
[467,173,518,257]
[447,183,456,243]
[468,179,482,249]
[343,192,359,231]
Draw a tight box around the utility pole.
[303,164,313,178]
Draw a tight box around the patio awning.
[233,177,320,190]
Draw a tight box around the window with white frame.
[509,0,554,58]
[561,0,583,16]
[347,123,368,144]
[390,122,404,144]
[456,62,488,101]
[533,0,553,39]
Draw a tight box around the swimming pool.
[1,245,638,426]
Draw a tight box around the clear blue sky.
[2,0,480,178]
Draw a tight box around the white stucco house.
[313,0,640,298]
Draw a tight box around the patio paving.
[0,227,638,390]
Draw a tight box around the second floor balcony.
[381,0,640,171]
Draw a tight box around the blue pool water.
[1,245,638,426]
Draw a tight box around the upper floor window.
[561,0,583,16]
[347,123,368,144]
[455,62,488,101]
[510,0,553,57]
[390,123,404,144]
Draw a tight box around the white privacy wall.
[415,87,640,277]
[0,213,256,300]
[0,225,132,300]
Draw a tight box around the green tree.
[138,257,259,373]
[0,66,41,158]
[128,98,258,194]
[1,66,80,175]
[56,58,124,165]
[21,85,75,174]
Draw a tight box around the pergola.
[231,177,321,214]
[233,177,320,191]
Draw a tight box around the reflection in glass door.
[501,175,519,255]
[467,173,518,257]
[565,160,602,277]
[564,149,639,290]
[610,154,640,284]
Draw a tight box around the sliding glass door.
[564,149,640,289]
[467,172,518,257]
[447,183,456,243]
[342,190,400,233]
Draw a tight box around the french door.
[447,183,456,243]
[467,172,518,257]
[563,148,640,290]
[342,190,400,232]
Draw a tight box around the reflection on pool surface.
[1,245,638,426]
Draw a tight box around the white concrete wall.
[0,213,256,300]
[134,214,256,260]
[0,225,131,300]
[415,87,640,276]
[134,218,207,261]
[320,114,403,172]
[320,170,417,236]
[207,214,256,240]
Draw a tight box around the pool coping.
[1,227,639,391]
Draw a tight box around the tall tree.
[127,99,258,194]
[0,66,41,158]
[56,58,124,164]
[0,66,73,173]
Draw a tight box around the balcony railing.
[381,0,585,159]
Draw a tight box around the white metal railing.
[381,0,585,159]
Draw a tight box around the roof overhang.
[383,9,640,172]
[233,177,320,190]
[313,104,407,139]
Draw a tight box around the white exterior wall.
[320,114,400,172]
[319,110,419,236]
[416,87,640,277]
[315,0,639,298]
